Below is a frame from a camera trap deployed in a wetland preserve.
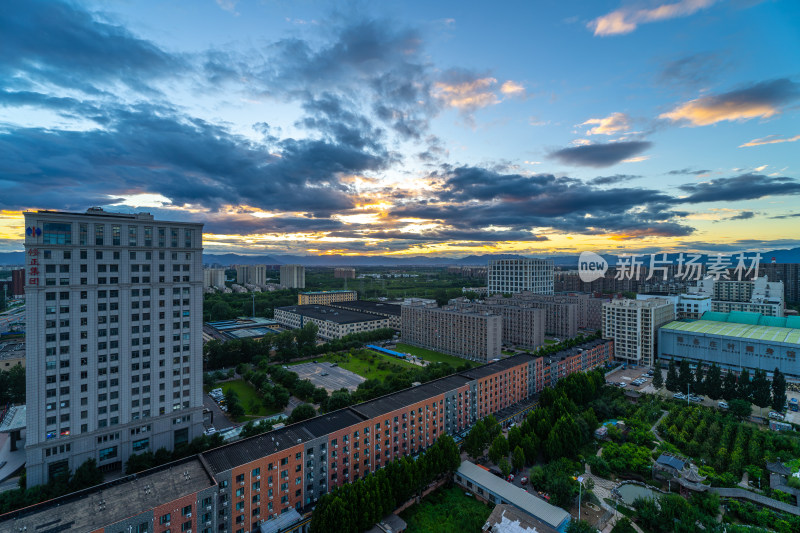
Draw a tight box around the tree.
[567,519,597,533]
[771,368,787,412]
[488,434,509,465]
[499,457,511,478]
[463,420,488,460]
[287,403,316,424]
[693,365,706,396]
[677,359,691,392]
[71,459,104,489]
[325,389,352,412]
[666,360,679,392]
[652,361,663,389]
[729,399,752,420]
[751,369,771,411]
[737,369,752,401]
[512,446,526,472]
[705,364,722,400]
[611,517,636,533]
[273,330,297,362]
[295,322,319,356]
[722,371,738,401]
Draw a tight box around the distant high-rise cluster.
[235,264,267,287]
[23,208,204,486]
[334,267,356,279]
[203,267,226,289]
[280,264,305,288]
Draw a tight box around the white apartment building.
[637,293,711,320]
[487,258,554,296]
[602,298,675,367]
[203,267,226,289]
[280,264,305,289]
[688,276,784,316]
[23,208,204,485]
[235,264,267,286]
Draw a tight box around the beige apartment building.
[400,302,502,363]
[449,299,545,349]
[234,264,266,287]
[280,264,305,289]
[485,294,578,339]
[202,267,225,289]
[602,298,675,367]
[298,290,357,306]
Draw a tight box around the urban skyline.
[2,0,799,259]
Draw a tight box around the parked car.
[769,411,785,420]
[673,393,685,399]
[507,474,515,482]
[320,372,329,376]
[520,476,529,485]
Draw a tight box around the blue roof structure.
[366,344,407,358]
[657,454,685,471]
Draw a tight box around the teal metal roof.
[700,311,800,330]
[661,319,800,345]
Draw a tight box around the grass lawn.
[395,343,479,368]
[544,339,558,345]
[289,350,418,381]
[213,380,280,418]
[400,486,494,533]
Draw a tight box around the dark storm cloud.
[0,103,387,215]
[668,168,710,175]
[770,213,800,220]
[0,0,184,94]
[390,166,692,238]
[548,141,652,168]
[677,174,800,204]
[588,174,640,186]
[728,211,755,221]
[297,94,386,152]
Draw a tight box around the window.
[182,504,192,516]
[79,224,88,245]
[112,225,121,245]
[160,513,171,525]
[43,222,72,245]
[129,225,137,246]
[98,446,117,461]
[95,225,104,245]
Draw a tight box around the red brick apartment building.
[2,341,612,533]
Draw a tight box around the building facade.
[235,265,267,287]
[274,305,390,340]
[449,298,545,349]
[203,268,226,289]
[636,293,711,320]
[602,298,675,367]
[11,269,25,296]
[280,264,305,289]
[334,267,356,279]
[2,345,614,532]
[484,294,578,339]
[659,317,800,381]
[689,276,784,317]
[23,208,205,486]
[487,258,554,296]
[298,290,357,306]
[328,300,402,329]
[762,263,800,304]
[400,302,502,363]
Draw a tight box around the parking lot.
[606,366,655,392]
[293,362,366,392]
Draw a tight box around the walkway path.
[709,487,800,516]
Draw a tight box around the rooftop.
[0,342,24,360]
[539,338,610,364]
[700,311,800,329]
[457,461,569,530]
[661,319,800,345]
[483,504,559,533]
[460,353,536,380]
[656,453,686,471]
[202,408,366,474]
[351,374,470,419]
[330,300,402,317]
[276,305,387,324]
[300,290,357,295]
[0,456,214,530]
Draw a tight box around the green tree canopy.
[771,367,787,412]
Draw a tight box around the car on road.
[320,372,329,376]
[204,427,217,435]
[769,411,785,420]
[718,401,729,409]
[520,476,529,485]
[673,393,686,400]
[507,474,515,482]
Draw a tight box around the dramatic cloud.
[1,0,184,95]
[549,141,652,168]
[581,112,630,135]
[588,0,719,36]
[677,174,800,203]
[433,71,499,112]
[660,79,800,126]
[728,211,755,220]
[740,134,800,148]
[668,168,711,175]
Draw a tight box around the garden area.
[399,486,494,533]
[289,348,419,381]
[395,343,480,368]
[216,379,283,420]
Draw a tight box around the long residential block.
[275,304,390,339]
[400,302,502,363]
[2,340,612,533]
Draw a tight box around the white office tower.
[23,208,204,485]
[487,258,554,295]
[280,264,305,289]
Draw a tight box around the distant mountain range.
[2,247,800,267]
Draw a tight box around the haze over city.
[2,0,799,258]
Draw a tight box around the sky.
[1,0,799,258]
